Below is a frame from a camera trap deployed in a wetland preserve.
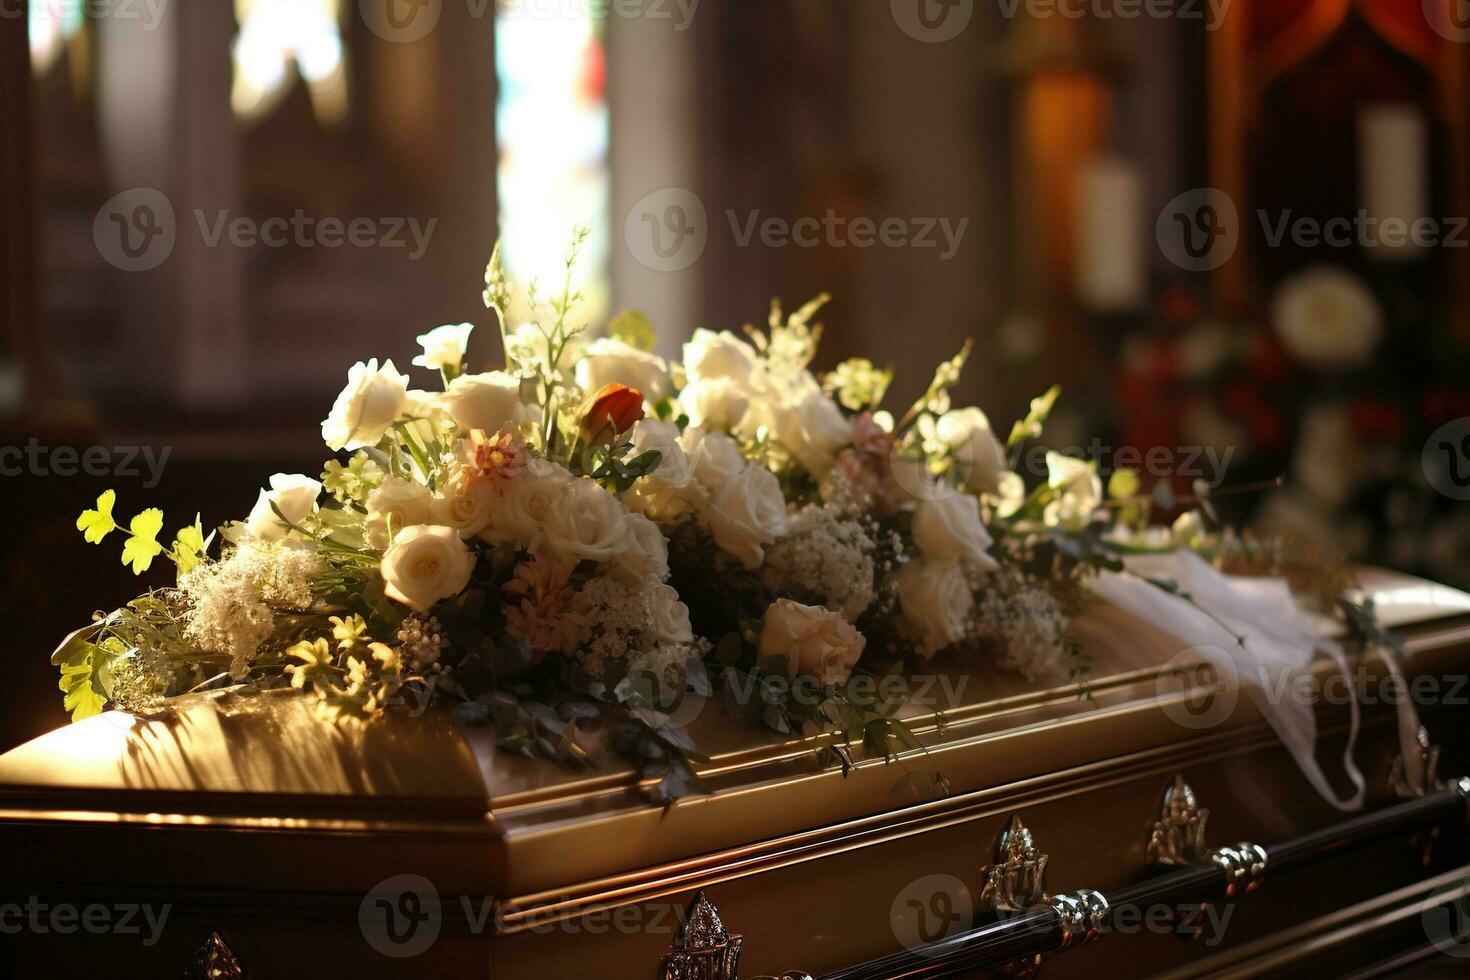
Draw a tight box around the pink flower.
[464,430,528,495]
[503,556,584,655]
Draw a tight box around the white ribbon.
[1089,551,1421,811]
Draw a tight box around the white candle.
[1074,156,1146,313]
[1358,103,1428,261]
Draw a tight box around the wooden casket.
[4,567,1470,979]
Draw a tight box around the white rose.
[679,377,750,431]
[440,371,529,433]
[626,419,698,524]
[897,557,974,658]
[650,582,694,645]
[682,428,746,494]
[246,473,323,541]
[936,408,1007,495]
[381,524,476,612]
[576,338,671,400]
[541,477,629,565]
[365,477,433,548]
[615,512,671,584]
[912,493,999,570]
[412,322,475,374]
[1043,453,1102,531]
[431,478,498,539]
[758,598,866,687]
[771,390,851,480]
[322,359,410,451]
[683,328,758,383]
[1271,265,1384,371]
[489,459,572,546]
[704,463,789,569]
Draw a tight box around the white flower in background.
[679,377,750,431]
[758,598,866,687]
[704,462,790,569]
[935,407,1007,494]
[401,389,452,425]
[988,471,1026,520]
[381,524,477,612]
[365,476,433,548]
[682,428,746,495]
[577,338,671,401]
[431,478,498,539]
[650,582,694,645]
[322,358,410,451]
[912,493,999,570]
[626,419,698,523]
[541,478,629,565]
[1293,403,1367,509]
[1271,265,1384,371]
[412,322,475,375]
[440,371,529,433]
[504,322,580,379]
[683,328,758,383]
[897,557,974,658]
[1043,453,1102,531]
[1176,320,1233,379]
[616,512,671,584]
[490,459,572,546]
[768,389,852,480]
[246,473,323,541]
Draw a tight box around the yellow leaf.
[76,490,118,545]
[171,516,208,574]
[120,508,165,575]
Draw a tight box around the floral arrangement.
[53,235,1395,801]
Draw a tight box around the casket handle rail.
[668,775,1470,979]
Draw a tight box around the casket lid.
[3,568,1469,907]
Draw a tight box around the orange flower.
[581,383,645,443]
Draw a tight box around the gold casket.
[4,567,1470,979]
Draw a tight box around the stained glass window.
[232,0,348,125]
[495,6,610,326]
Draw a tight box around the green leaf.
[56,638,117,722]
[608,309,656,352]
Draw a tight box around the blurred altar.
[3,0,1470,751]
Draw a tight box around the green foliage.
[608,309,657,352]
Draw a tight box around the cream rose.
[650,583,694,645]
[679,377,750,431]
[704,463,789,569]
[489,459,571,546]
[322,359,410,451]
[627,419,697,524]
[381,524,476,612]
[615,512,671,584]
[912,492,999,570]
[682,428,746,494]
[431,478,498,539]
[683,328,758,383]
[897,557,974,658]
[440,371,528,433]
[576,338,671,400]
[412,322,475,375]
[246,473,323,541]
[758,599,866,687]
[936,407,1007,495]
[541,477,629,565]
[770,390,851,480]
[365,477,433,548]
